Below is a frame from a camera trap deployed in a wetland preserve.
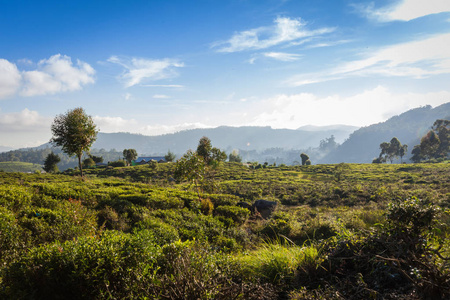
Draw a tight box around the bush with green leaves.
[2,230,160,299]
[214,205,250,225]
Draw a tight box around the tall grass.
[232,241,321,285]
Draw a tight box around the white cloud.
[0,55,95,98]
[153,94,170,99]
[361,0,450,22]
[0,59,21,99]
[142,84,184,88]
[249,52,302,63]
[287,33,450,86]
[108,56,184,88]
[247,86,450,129]
[0,108,52,148]
[21,54,95,96]
[213,17,334,52]
[0,108,50,131]
[93,116,139,133]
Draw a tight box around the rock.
[252,200,277,219]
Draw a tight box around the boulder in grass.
[252,200,277,219]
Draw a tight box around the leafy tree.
[432,119,449,158]
[123,149,137,166]
[388,137,401,163]
[89,155,103,164]
[43,152,60,173]
[196,136,226,166]
[197,136,213,163]
[411,119,449,162]
[50,107,98,177]
[378,138,405,163]
[229,150,242,163]
[174,150,207,199]
[164,150,176,162]
[399,144,408,163]
[300,153,310,165]
[210,147,227,166]
[83,157,95,168]
[410,145,423,163]
[420,131,440,160]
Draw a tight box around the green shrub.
[136,217,179,245]
[0,207,30,267]
[17,199,97,245]
[214,205,250,225]
[0,185,32,212]
[2,231,160,300]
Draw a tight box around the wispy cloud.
[0,55,94,99]
[108,56,184,88]
[287,33,450,86]
[153,94,170,99]
[93,116,139,133]
[249,52,302,64]
[213,16,334,53]
[141,84,184,88]
[358,0,450,22]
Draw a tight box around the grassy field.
[0,162,449,299]
[0,161,43,173]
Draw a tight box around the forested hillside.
[320,103,450,163]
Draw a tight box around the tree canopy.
[123,149,138,166]
[410,119,449,162]
[50,107,98,177]
[43,152,60,173]
[377,137,407,164]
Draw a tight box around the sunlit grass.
[232,242,321,284]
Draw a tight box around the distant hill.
[297,124,359,132]
[319,103,450,164]
[90,125,357,155]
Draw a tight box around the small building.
[134,157,166,165]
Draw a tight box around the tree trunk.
[78,154,83,177]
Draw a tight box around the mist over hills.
[319,102,450,164]
[91,125,357,156]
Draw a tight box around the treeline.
[0,147,124,171]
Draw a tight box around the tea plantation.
[1,162,449,299]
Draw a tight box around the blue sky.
[1,0,449,148]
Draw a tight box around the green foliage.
[43,152,60,173]
[82,157,95,168]
[300,153,310,165]
[164,149,176,162]
[232,243,320,285]
[229,150,242,163]
[0,161,43,173]
[108,159,126,167]
[123,148,138,166]
[378,137,406,163]
[214,205,250,225]
[0,162,449,299]
[50,107,98,177]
